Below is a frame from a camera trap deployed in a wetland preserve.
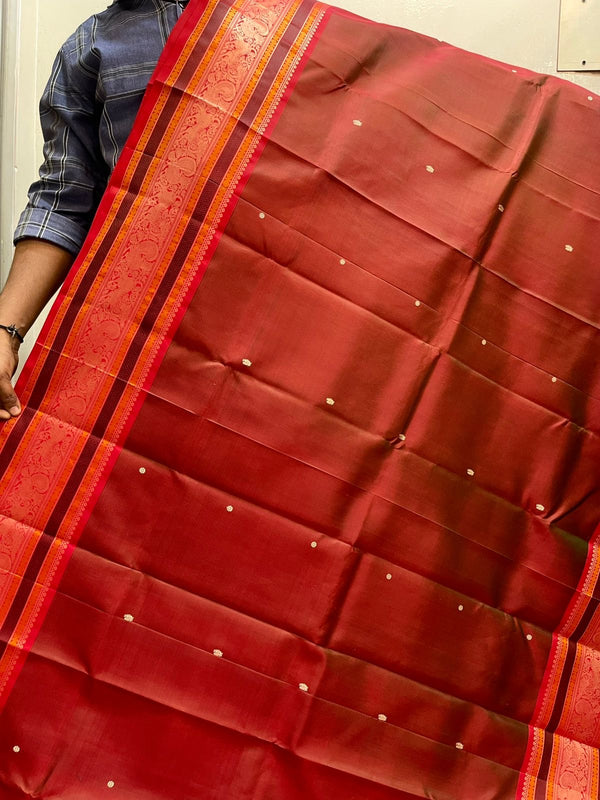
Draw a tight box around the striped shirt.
[15,0,189,255]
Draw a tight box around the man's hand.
[0,337,20,421]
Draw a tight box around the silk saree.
[0,1,599,798]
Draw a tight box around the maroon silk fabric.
[0,2,599,798]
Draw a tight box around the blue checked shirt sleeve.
[14,25,109,256]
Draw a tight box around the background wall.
[0,0,599,365]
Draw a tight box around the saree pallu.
[0,0,599,797]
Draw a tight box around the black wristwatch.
[0,324,24,344]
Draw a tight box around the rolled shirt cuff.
[14,207,89,256]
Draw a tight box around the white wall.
[0,0,599,365]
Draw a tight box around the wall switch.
[558,0,600,71]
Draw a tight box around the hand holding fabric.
[0,335,20,420]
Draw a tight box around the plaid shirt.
[15,0,189,255]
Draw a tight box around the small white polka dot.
[339,258,346,265]
[565,244,573,253]
[426,165,435,173]
[107,782,115,789]
[213,649,224,658]
[456,742,464,750]
[526,634,533,641]
[310,541,318,549]
[12,746,20,754]
[511,69,517,73]
[353,119,363,127]
[123,614,134,623]
[535,504,545,512]
[458,604,464,612]
[551,376,558,383]
[299,683,309,692]
[414,300,421,307]
[588,95,594,101]
[498,204,505,212]
[386,573,393,581]
[466,469,475,477]
[398,434,406,441]
[326,398,335,406]
[377,714,388,722]
[259,211,266,219]
[481,339,487,346]
[242,358,252,367]
[226,505,234,513]
[139,467,146,475]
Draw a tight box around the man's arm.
[0,240,74,421]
